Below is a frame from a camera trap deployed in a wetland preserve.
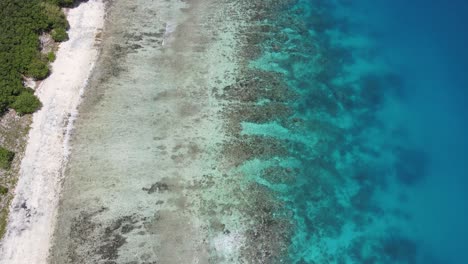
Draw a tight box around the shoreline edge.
[0,1,105,263]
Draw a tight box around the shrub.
[46,0,74,7]
[51,27,69,42]
[0,102,8,115]
[10,91,42,115]
[0,78,23,115]
[47,51,56,62]
[27,57,50,80]
[0,147,15,170]
[0,186,7,195]
[42,2,69,30]
[0,0,68,115]
[59,0,74,6]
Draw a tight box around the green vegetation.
[11,89,42,115]
[0,0,71,115]
[0,186,8,195]
[51,27,69,42]
[47,51,56,62]
[0,208,8,239]
[0,147,15,170]
[26,56,50,80]
[48,0,74,6]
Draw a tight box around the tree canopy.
[0,0,71,115]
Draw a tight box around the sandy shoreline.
[0,1,105,263]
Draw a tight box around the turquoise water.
[46,0,468,262]
[238,0,468,263]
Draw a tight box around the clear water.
[240,0,468,263]
[50,0,468,263]
[50,0,248,262]
[353,1,468,262]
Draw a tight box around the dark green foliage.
[42,2,69,29]
[0,0,70,115]
[0,147,15,170]
[27,56,50,79]
[51,27,68,42]
[47,51,56,62]
[46,0,75,7]
[0,186,7,195]
[11,90,42,115]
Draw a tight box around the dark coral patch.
[395,147,428,186]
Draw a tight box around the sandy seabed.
[0,1,105,263]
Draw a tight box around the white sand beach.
[0,1,105,263]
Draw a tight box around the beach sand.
[0,1,105,263]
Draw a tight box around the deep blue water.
[352,1,468,263]
[241,0,468,262]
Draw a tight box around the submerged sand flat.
[0,1,105,264]
[49,0,249,263]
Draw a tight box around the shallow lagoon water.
[49,0,468,263]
